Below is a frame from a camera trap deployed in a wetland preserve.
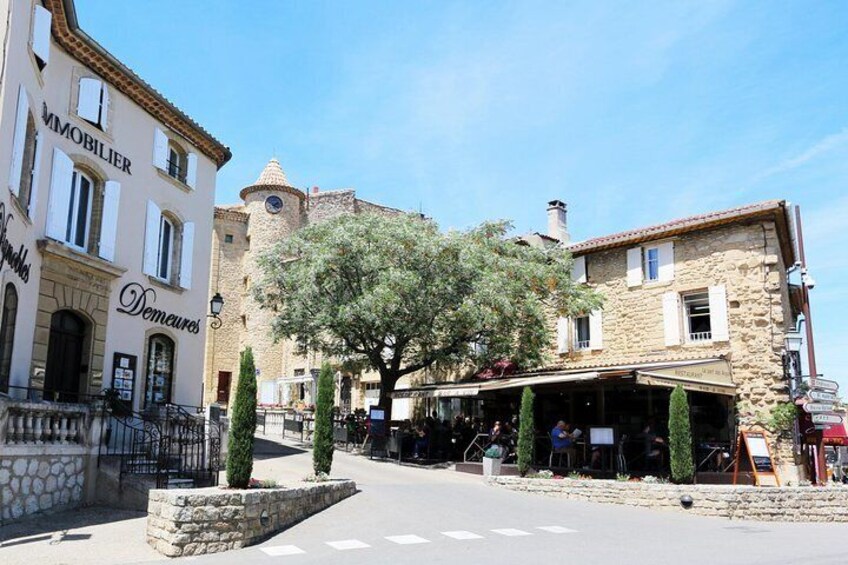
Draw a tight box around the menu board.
[369,407,388,459]
[112,353,137,404]
[733,429,780,487]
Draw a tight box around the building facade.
[203,159,403,415]
[0,0,229,410]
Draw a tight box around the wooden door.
[217,371,232,404]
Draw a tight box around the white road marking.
[326,539,371,550]
[537,526,577,534]
[491,528,533,537]
[385,535,431,545]
[442,530,484,540]
[260,545,306,556]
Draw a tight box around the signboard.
[809,378,839,392]
[803,402,836,414]
[811,413,843,425]
[733,430,780,487]
[111,352,137,405]
[369,407,388,459]
[808,390,837,403]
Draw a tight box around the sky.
[78,1,848,390]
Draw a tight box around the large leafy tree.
[257,213,600,414]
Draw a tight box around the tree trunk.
[377,371,400,420]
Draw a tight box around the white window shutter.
[662,292,681,346]
[589,310,603,350]
[179,222,195,289]
[186,153,197,189]
[153,128,169,170]
[98,181,121,261]
[571,255,586,284]
[77,78,103,124]
[28,132,43,216]
[143,200,161,275]
[556,316,569,354]
[32,5,52,65]
[709,285,730,342]
[45,148,74,241]
[626,247,642,287]
[8,86,29,195]
[658,241,675,281]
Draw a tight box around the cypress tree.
[517,386,535,477]
[226,347,257,488]
[313,363,335,475]
[669,385,695,484]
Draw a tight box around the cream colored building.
[203,159,405,415]
[0,0,229,409]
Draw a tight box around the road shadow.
[253,436,308,460]
[0,506,144,546]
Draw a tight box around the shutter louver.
[709,285,730,342]
[77,78,102,124]
[571,255,587,284]
[179,222,195,289]
[626,247,642,287]
[662,292,681,346]
[32,5,52,66]
[186,153,197,189]
[153,128,169,170]
[589,310,603,350]
[98,181,121,261]
[45,148,74,241]
[556,317,569,354]
[143,200,161,276]
[9,86,29,195]
[658,241,675,281]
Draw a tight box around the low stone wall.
[146,480,357,556]
[488,477,848,522]
[1,453,85,522]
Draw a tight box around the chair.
[549,437,575,469]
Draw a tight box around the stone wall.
[146,479,357,556]
[489,477,848,522]
[1,453,85,523]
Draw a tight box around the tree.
[257,213,600,415]
[669,385,694,484]
[226,347,257,488]
[313,363,335,475]
[517,386,535,477]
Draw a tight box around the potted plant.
[483,444,504,476]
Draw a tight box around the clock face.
[265,195,283,214]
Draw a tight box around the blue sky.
[78,1,848,390]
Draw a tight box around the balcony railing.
[574,339,590,350]
[166,159,187,184]
[688,331,712,342]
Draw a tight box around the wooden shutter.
[589,309,603,350]
[179,222,195,289]
[709,285,730,342]
[98,181,121,261]
[8,86,29,195]
[143,200,161,275]
[626,247,642,287]
[45,148,74,241]
[186,153,197,189]
[662,292,681,346]
[556,316,569,354]
[28,132,43,216]
[571,255,587,284]
[658,241,675,281]
[77,78,102,124]
[32,5,52,66]
[153,128,169,170]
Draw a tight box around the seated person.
[551,421,574,449]
[412,424,430,459]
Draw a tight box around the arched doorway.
[44,310,87,402]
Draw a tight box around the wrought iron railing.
[688,331,712,342]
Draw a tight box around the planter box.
[483,456,502,476]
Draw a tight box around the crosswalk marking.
[537,526,577,534]
[385,534,430,545]
[491,528,533,537]
[442,530,484,540]
[261,545,306,556]
[326,539,371,550]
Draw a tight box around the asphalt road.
[150,436,846,565]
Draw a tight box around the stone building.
[203,159,404,415]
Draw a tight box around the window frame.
[0,283,19,393]
[644,246,660,282]
[166,142,188,184]
[144,333,175,408]
[156,215,174,281]
[65,169,94,252]
[683,291,712,343]
[573,315,591,350]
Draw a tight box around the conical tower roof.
[239,157,305,201]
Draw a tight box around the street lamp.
[784,331,803,353]
[208,292,224,329]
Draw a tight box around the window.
[683,292,711,342]
[143,200,194,289]
[65,169,93,250]
[31,5,52,70]
[627,242,674,287]
[167,143,187,183]
[145,334,174,407]
[153,128,197,188]
[644,247,659,282]
[77,77,109,130]
[9,85,41,216]
[157,216,174,280]
[0,284,19,393]
[224,234,234,244]
[574,316,590,350]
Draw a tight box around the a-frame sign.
[733,429,780,487]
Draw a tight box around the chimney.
[311,186,320,194]
[547,200,569,243]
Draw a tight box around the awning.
[390,385,481,399]
[823,421,848,447]
[635,359,736,396]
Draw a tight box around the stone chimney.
[547,200,569,242]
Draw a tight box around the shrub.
[669,385,694,484]
[616,473,630,482]
[517,386,535,477]
[313,363,335,476]
[226,347,257,488]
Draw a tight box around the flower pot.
[483,456,502,476]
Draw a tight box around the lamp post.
[208,292,224,330]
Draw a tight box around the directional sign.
[803,402,836,414]
[811,413,844,425]
[808,390,838,403]
[814,425,833,431]
[809,378,839,392]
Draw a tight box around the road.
[146,436,846,565]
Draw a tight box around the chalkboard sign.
[733,430,780,487]
[369,407,388,459]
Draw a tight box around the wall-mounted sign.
[0,203,31,283]
[116,282,201,334]
[111,352,137,404]
[42,103,132,175]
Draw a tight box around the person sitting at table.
[412,422,430,459]
[642,418,665,472]
[550,421,576,467]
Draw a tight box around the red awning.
[823,422,848,446]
